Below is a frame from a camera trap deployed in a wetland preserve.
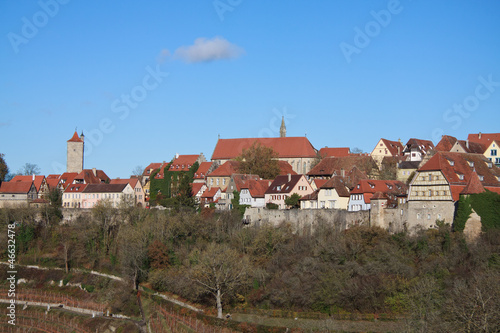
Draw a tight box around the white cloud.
[173,37,244,63]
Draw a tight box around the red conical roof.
[67,131,83,143]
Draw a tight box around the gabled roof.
[453,140,486,154]
[201,187,220,198]
[404,138,434,154]
[110,178,140,188]
[377,139,404,156]
[467,133,500,147]
[241,179,270,198]
[211,137,317,160]
[419,152,500,187]
[312,179,329,189]
[277,161,297,175]
[143,163,162,177]
[435,135,458,152]
[0,181,34,194]
[11,175,45,192]
[194,162,213,180]
[319,147,351,158]
[63,183,87,193]
[230,174,261,192]
[351,179,407,204]
[46,174,61,190]
[208,161,241,177]
[82,183,128,193]
[308,155,377,177]
[74,169,110,184]
[265,175,306,195]
[191,183,206,196]
[398,161,421,170]
[59,172,78,189]
[67,131,83,143]
[299,190,319,201]
[167,154,200,173]
[319,176,350,197]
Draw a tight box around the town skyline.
[1,1,500,178]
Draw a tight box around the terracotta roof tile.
[212,137,317,160]
[67,131,83,143]
[265,175,306,195]
[63,184,87,193]
[461,172,485,195]
[82,183,128,193]
[241,179,270,198]
[319,147,351,157]
[194,162,213,179]
[11,175,45,192]
[435,135,458,152]
[319,176,350,197]
[380,139,404,156]
[0,181,34,194]
[467,133,500,147]
[308,156,376,178]
[110,178,139,188]
[350,179,407,204]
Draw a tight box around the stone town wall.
[243,208,369,233]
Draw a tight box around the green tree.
[236,142,280,179]
[0,153,8,182]
[284,193,301,208]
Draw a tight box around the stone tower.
[67,131,84,173]
[280,116,286,138]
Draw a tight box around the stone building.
[67,131,84,173]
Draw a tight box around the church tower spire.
[280,116,286,138]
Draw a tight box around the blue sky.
[1,1,499,178]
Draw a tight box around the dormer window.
[449,160,455,166]
[478,175,484,181]
[487,162,493,168]
[468,161,474,167]
[458,174,464,180]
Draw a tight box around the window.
[491,149,497,156]
[222,178,226,186]
[458,174,464,180]
[496,158,500,164]
[429,190,432,197]
[216,178,219,186]
[427,214,431,220]
[428,174,432,181]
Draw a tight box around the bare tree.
[119,223,149,290]
[17,162,41,175]
[190,242,249,318]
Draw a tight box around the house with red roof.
[191,183,207,203]
[193,161,214,183]
[0,181,37,208]
[62,183,87,208]
[200,187,221,207]
[110,178,145,207]
[264,174,313,209]
[407,152,500,228]
[483,140,500,166]
[435,135,458,152]
[370,138,404,167]
[348,179,407,212]
[211,137,317,174]
[307,156,375,188]
[467,133,500,166]
[81,183,135,209]
[220,174,261,209]
[402,138,434,162]
[240,179,271,208]
[10,175,48,199]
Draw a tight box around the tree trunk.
[64,243,69,273]
[216,288,223,319]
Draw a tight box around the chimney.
[175,153,179,159]
[466,140,469,149]
[92,168,97,176]
[288,173,291,182]
[32,174,35,181]
[341,168,345,177]
[479,132,482,139]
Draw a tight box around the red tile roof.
[63,183,87,193]
[46,174,61,190]
[277,161,297,175]
[59,172,78,189]
[67,131,83,143]
[110,178,139,188]
[191,183,206,196]
[379,139,404,156]
[82,183,128,193]
[211,137,317,160]
[312,179,329,189]
[319,147,351,158]
[230,174,261,192]
[194,162,213,179]
[168,155,200,172]
[308,155,376,178]
[265,175,307,195]
[11,175,45,192]
[419,152,500,187]
[0,181,34,194]
[319,176,350,197]
[435,135,458,152]
[74,169,110,184]
[404,138,434,154]
[350,179,407,204]
[208,161,241,177]
[467,133,500,147]
[454,140,485,154]
[201,187,220,198]
[143,163,163,177]
[461,172,485,195]
[241,179,270,198]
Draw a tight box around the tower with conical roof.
[280,116,286,138]
[67,131,84,173]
